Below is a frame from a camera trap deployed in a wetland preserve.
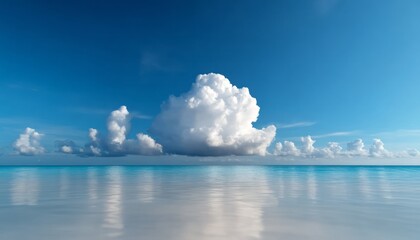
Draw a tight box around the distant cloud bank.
[273,136,419,158]
[8,73,420,159]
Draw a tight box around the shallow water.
[0,166,419,240]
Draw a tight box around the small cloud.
[276,121,316,129]
[140,51,180,73]
[56,140,83,154]
[13,128,44,156]
[404,149,420,157]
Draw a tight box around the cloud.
[273,136,416,159]
[313,131,358,139]
[124,133,163,155]
[61,145,72,153]
[107,106,130,151]
[318,142,343,158]
[275,136,329,158]
[150,73,276,156]
[58,106,162,157]
[346,139,368,156]
[56,140,83,154]
[301,136,316,156]
[277,121,316,129]
[13,128,44,155]
[369,138,392,157]
[404,149,420,157]
[274,141,300,157]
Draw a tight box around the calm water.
[1,166,420,240]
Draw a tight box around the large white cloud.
[58,106,162,156]
[14,128,44,156]
[150,73,276,156]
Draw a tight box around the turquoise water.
[1,166,420,239]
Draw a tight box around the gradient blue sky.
[1,0,420,154]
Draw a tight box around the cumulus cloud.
[301,136,316,156]
[124,133,163,155]
[273,142,283,155]
[150,73,276,156]
[369,138,392,157]
[404,149,420,157]
[14,128,44,155]
[58,106,162,157]
[317,142,343,158]
[346,139,368,156]
[107,106,129,150]
[274,141,301,157]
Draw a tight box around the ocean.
[0,166,419,239]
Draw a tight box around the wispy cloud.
[140,51,180,74]
[313,131,359,139]
[314,0,340,15]
[41,126,87,141]
[70,107,152,119]
[277,121,316,129]
[373,129,420,137]
[130,112,152,120]
[4,82,40,92]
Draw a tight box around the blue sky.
[1,0,420,158]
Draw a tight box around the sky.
[1,0,420,162]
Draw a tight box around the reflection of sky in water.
[0,166,420,240]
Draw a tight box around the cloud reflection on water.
[11,168,39,206]
[102,167,123,238]
[2,166,419,240]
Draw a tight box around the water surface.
[1,166,419,239]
